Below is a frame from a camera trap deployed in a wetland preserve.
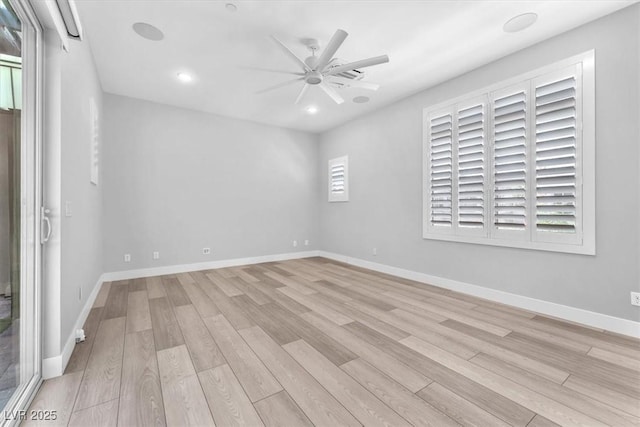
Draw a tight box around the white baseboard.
[318,251,640,338]
[102,250,321,282]
[42,273,105,379]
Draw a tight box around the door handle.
[41,207,52,244]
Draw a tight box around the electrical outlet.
[372,247,377,256]
[203,247,211,255]
[65,201,72,217]
[124,253,131,262]
[79,286,82,301]
[293,240,298,247]
[304,240,309,246]
[153,251,160,260]
[631,292,640,306]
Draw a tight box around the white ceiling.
[76,0,634,133]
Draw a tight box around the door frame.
[1,0,44,423]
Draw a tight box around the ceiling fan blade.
[329,75,380,91]
[315,29,348,72]
[326,55,389,75]
[294,84,310,104]
[239,66,305,76]
[256,77,304,94]
[319,82,344,104]
[271,35,311,72]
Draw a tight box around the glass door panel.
[0,0,41,423]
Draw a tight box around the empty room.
[0,0,639,425]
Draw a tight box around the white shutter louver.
[534,75,577,234]
[330,164,345,194]
[428,112,453,228]
[492,89,528,231]
[328,156,349,202]
[457,102,486,229]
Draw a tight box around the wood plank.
[75,317,126,411]
[264,272,317,295]
[162,277,192,307]
[24,371,83,427]
[229,277,272,305]
[203,314,282,402]
[253,391,313,427]
[389,309,479,359]
[65,307,103,373]
[102,283,128,320]
[238,326,360,427]
[341,358,457,427]
[194,273,255,330]
[207,271,244,297]
[384,291,512,336]
[587,346,640,371]
[301,311,431,392]
[126,290,152,333]
[181,279,220,318]
[93,281,112,308]
[418,382,511,427]
[149,297,185,351]
[470,352,638,427]
[198,364,265,427]
[401,335,605,427]
[231,296,300,345]
[157,345,215,426]
[253,281,311,315]
[118,329,166,427]
[563,374,640,417]
[257,300,357,366]
[346,320,536,426]
[527,415,561,427]
[130,278,147,292]
[174,304,225,371]
[284,339,412,427]
[278,287,353,325]
[69,399,119,427]
[146,276,167,299]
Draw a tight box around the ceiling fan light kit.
[258,29,389,106]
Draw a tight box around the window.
[423,51,595,255]
[328,155,349,202]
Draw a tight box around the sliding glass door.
[0,0,42,423]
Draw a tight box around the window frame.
[423,51,595,255]
[328,155,349,202]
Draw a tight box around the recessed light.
[225,3,238,12]
[132,22,164,41]
[305,106,318,114]
[177,72,193,83]
[353,96,370,104]
[503,13,538,33]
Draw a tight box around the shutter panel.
[428,111,453,229]
[328,156,348,202]
[330,163,345,194]
[492,87,528,233]
[534,71,579,236]
[457,101,486,231]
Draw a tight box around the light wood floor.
[25,257,640,426]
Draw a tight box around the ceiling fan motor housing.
[306,70,323,85]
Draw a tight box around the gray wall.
[102,95,320,272]
[59,37,104,350]
[319,5,640,322]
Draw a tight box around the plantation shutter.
[427,109,454,231]
[328,156,349,202]
[491,84,529,236]
[533,66,582,243]
[457,99,487,234]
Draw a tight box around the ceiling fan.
[257,29,389,105]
